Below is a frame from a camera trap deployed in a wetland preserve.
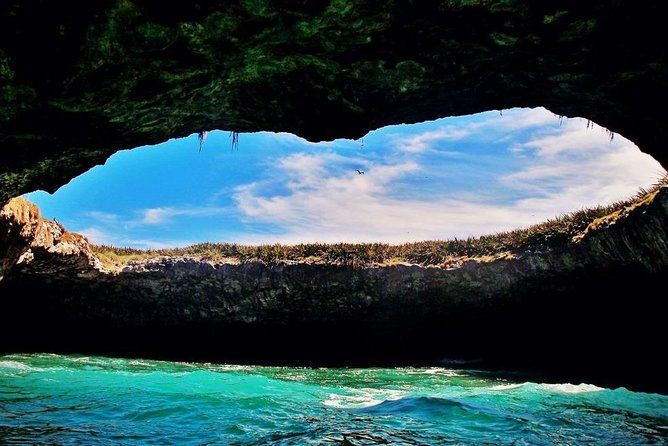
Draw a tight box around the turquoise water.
[1,354,666,445]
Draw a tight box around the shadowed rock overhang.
[1,181,668,391]
[1,1,667,203]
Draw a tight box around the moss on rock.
[1,1,667,203]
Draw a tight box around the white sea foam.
[489,383,525,391]
[404,367,460,377]
[280,372,308,381]
[419,368,460,376]
[538,383,604,394]
[209,364,254,372]
[70,356,113,367]
[128,360,155,367]
[0,360,42,372]
[323,388,405,409]
[487,381,605,393]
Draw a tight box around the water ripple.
[1,354,666,445]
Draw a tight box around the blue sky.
[25,107,665,248]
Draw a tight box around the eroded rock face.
[1,188,667,391]
[1,1,667,202]
[0,197,103,281]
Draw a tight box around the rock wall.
[1,188,667,391]
[0,197,102,281]
[1,1,667,392]
[2,1,667,202]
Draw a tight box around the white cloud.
[235,154,420,232]
[119,239,194,250]
[75,205,235,248]
[268,132,343,147]
[393,108,559,154]
[233,152,535,243]
[77,226,114,245]
[232,110,665,244]
[394,128,471,153]
[502,118,665,209]
[276,152,363,190]
[511,124,617,158]
[141,208,174,225]
[85,211,120,223]
[138,206,230,225]
[66,107,667,247]
[493,107,561,130]
[76,226,193,249]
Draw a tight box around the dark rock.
[1,186,667,392]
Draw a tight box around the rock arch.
[1,1,666,202]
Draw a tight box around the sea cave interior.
[1,2,667,444]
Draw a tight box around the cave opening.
[2,1,668,440]
[2,105,667,394]
[22,106,665,250]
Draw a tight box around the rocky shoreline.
[1,187,668,392]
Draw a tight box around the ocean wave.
[323,388,405,409]
[127,360,155,367]
[0,360,43,372]
[537,383,604,394]
[209,364,254,372]
[487,382,605,394]
[357,396,470,416]
[2,354,666,446]
[489,383,525,391]
[406,367,460,376]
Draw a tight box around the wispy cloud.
[85,211,120,223]
[75,204,236,248]
[393,108,559,154]
[235,157,421,233]
[38,107,664,248]
[77,226,115,245]
[394,128,471,153]
[502,117,665,206]
[492,107,562,130]
[77,226,194,249]
[233,153,535,243]
[140,208,174,225]
[120,238,196,250]
[232,110,664,244]
[138,206,231,225]
[511,125,616,158]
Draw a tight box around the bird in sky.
[355,169,365,175]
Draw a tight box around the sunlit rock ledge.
[1,185,667,392]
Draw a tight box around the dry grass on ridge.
[92,176,667,269]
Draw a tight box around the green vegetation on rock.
[92,177,668,269]
[1,1,667,203]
